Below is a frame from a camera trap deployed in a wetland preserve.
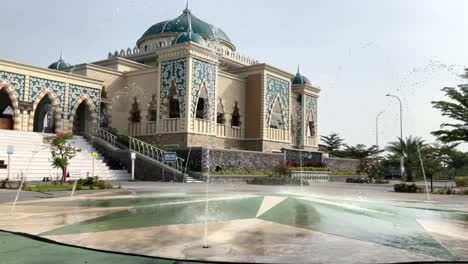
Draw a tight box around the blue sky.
[1,0,467,150]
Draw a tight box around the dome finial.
[187,5,193,40]
[60,50,64,61]
[297,64,300,74]
[185,0,189,11]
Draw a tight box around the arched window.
[216,98,225,124]
[195,83,209,120]
[306,112,315,137]
[129,97,141,123]
[167,80,180,118]
[269,97,284,129]
[231,102,240,127]
[147,94,157,121]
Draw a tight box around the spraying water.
[10,146,41,213]
[416,144,430,201]
[299,151,304,193]
[202,148,210,248]
[70,180,78,198]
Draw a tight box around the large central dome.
[137,8,235,51]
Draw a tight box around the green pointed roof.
[292,65,311,85]
[137,8,235,50]
[48,52,72,70]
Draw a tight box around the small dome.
[48,52,71,70]
[171,32,205,45]
[292,65,311,85]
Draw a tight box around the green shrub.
[291,167,329,172]
[210,170,271,175]
[394,183,421,193]
[273,163,291,176]
[454,176,468,187]
[333,171,359,176]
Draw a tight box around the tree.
[43,133,81,182]
[386,136,425,182]
[337,144,382,159]
[431,69,468,143]
[320,132,344,155]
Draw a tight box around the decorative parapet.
[107,43,261,66]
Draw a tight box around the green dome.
[172,32,205,45]
[292,66,311,85]
[48,58,71,70]
[137,8,235,50]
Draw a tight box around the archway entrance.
[0,89,14,130]
[73,101,92,134]
[33,95,55,133]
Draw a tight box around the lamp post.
[386,94,405,180]
[375,111,384,159]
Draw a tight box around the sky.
[1,0,467,151]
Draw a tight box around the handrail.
[93,128,117,146]
[128,136,185,173]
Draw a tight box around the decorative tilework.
[29,76,66,115]
[0,71,25,100]
[265,75,289,129]
[160,58,187,119]
[295,94,302,145]
[191,59,216,121]
[305,95,317,137]
[69,84,101,118]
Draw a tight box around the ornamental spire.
[297,64,300,75]
[60,50,64,61]
[187,4,193,40]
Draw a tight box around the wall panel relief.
[160,58,186,119]
[265,75,289,130]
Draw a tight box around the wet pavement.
[0,182,467,263]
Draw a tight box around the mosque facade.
[0,6,320,152]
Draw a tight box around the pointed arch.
[195,81,209,120]
[0,82,21,130]
[166,80,180,118]
[69,96,97,134]
[28,89,62,132]
[269,95,285,130]
[231,101,241,127]
[216,97,225,124]
[306,111,315,137]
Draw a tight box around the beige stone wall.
[125,69,159,135]
[83,67,126,132]
[245,74,262,139]
[217,72,246,138]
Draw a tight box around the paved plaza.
[0,182,467,263]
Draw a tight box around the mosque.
[0,5,320,153]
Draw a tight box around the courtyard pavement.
[0,182,467,263]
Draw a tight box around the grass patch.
[24,184,92,192]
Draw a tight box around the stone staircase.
[0,129,131,181]
[185,175,203,183]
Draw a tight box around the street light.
[386,93,405,180]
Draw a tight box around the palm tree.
[386,136,425,182]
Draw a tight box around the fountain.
[70,180,78,198]
[416,144,431,201]
[202,148,210,248]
